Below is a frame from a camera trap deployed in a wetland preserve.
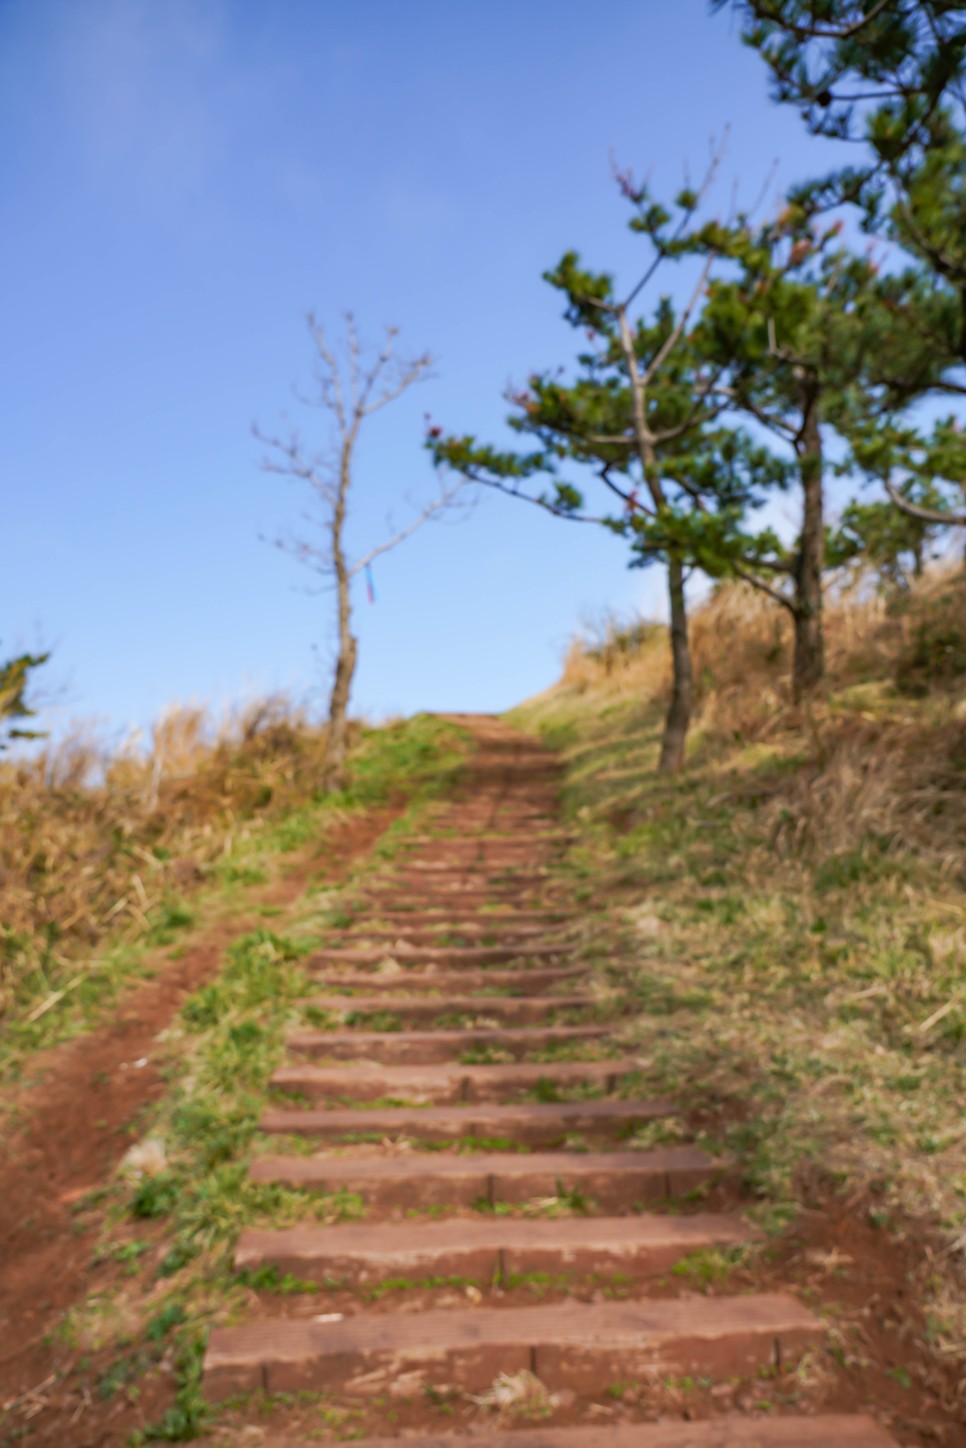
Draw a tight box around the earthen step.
[309,943,574,966]
[327,934,574,952]
[259,1097,674,1144]
[403,833,569,845]
[303,967,587,995]
[308,1419,898,1448]
[302,993,596,1025]
[400,855,559,868]
[402,844,558,856]
[344,910,577,925]
[396,862,551,875]
[270,1057,639,1104]
[383,869,551,883]
[235,1210,753,1284]
[427,812,557,823]
[366,884,559,901]
[356,889,564,906]
[329,925,574,944]
[428,832,556,839]
[286,1024,609,1062]
[249,1144,717,1208]
[203,1292,821,1400]
[380,886,557,902]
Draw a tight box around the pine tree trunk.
[613,304,693,773]
[792,383,824,701]
[658,551,693,774]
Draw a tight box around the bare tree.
[257,313,464,791]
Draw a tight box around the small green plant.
[133,1328,208,1442]
[145,1303,187,1342]
[130,1172,180,1220]
[671,1246,748,1289]
[149,898,195,943]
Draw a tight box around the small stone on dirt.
[118,1136,167,1178]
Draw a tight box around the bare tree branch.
[258,313,458,789]
[349,474,468,576]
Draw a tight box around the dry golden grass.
[0,697,333,1018]
[555,568,966,873]
[564,567,966,703]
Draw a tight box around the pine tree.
[0,650,50,751]
[693,207,880,694]
[428,167,776,771]
[718,2,966,536]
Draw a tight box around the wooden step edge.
[307,944,578,963]
[247,1145,720,1207]
[269,1057,642,1103]
[258,1097,677,1141]
[284,1024,610,1062]
[234,1210,754,1283]
[324,938,578,950]
[203,1292,821,1401]
[403,833,573,842]
[301,968,588,994]
[349,903,582,915]
[355,889,568,902]
[299,992,597,1015]
[277,1418,897,1447]
[333,923,578,934]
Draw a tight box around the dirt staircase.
[202,717,897,1445]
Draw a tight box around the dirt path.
[203,717,940,1446]
[0,803,400,1437]
[3,718,960,1446]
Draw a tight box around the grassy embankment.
[0,703,466,1077]
[511,569,966,1354]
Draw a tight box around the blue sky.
[1,0,842,739]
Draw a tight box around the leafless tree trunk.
[257,314,464,791]
[325,442,357,790]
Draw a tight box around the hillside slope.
[511,572,966,1363]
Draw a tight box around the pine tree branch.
[732,563,797,612]
[884,476,966,525]
[642,257,714,387]
[749,0,894,41]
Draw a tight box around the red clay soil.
[0,803,401,1446]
